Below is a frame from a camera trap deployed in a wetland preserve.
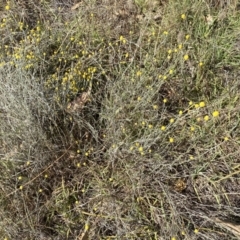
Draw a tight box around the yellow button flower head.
[212,110,219,117]
[199,101,205,107]
[169,137,174,143]
[161,126,166,131]
[183,54,189,61]
[204,115,209,121]
[181,14,186,20]
[194,229,199,234]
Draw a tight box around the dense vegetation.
[1,0,240,239]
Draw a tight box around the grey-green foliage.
[0,63,50,164]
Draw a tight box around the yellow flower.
[171,237,176,240]
[212,110,219,117]
[194,229,199,234]
[163,98,168,103]
[183,54,189,61]
[170,118,174,123]
[163,75,167,80]
[169,138,174,143]
[163,31,168,35]
[199,62,203,67]
[189,101,193,106]
[181,14,186,20]
[195,104,199,108]
[153,105,158,110]
[204,115,209,121]
[138,147,143,152]
[169,69,173,74]
[178,44,183,50]
[185,34,190,40]
[179,110,183,115]
[5,5,10,10]
[190,126,195,131]
[199,101,205,107]
[136,71,142,76]
[224,137,229,141]
[161,126,166,131]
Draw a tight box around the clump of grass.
[1,0,240,239]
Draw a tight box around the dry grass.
[1,0,240,239]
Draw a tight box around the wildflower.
[212,110,219,117]
[171,237,176,240]
[195,104,199,108]
[84,224,89,231]
[183,54,189,61]
[169,69,173,74]
[190,126,195,131]
[169,138,174,143]
[163,31,168,35]
[77,149,80,154]
[194,229,199,234]
[19,185,23,190]
[163,75,167,80]
[163,98,168,103]
[168,49,172,54]
[179,110,183,115]
[137,96,141,101]
[178,44,183,50]
[136,71,142,76]
[170,118,174,123]
[181,14,186,20]
[161,126,166,131]
[199,101,205,107]
[224,137,229,141]
[138,147,143,152]
[199,62,203,67]
[185,34,190,40]
[167,55,171,60]
[153,105,158,110]
[77,163,80,167]
[189,101,193,106]
[148,124,153,129]
[18,176,22,180]
[5,5,10,10]
[204,115,209,121]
